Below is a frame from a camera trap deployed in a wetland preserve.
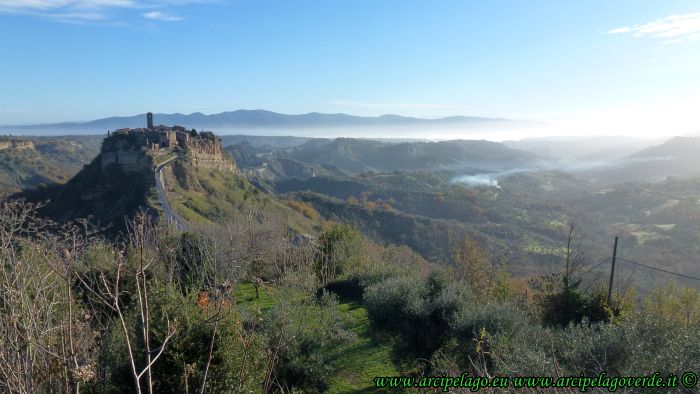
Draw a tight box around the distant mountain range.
[1,109,537,136]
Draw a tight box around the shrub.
[175,232,215,292]
[535,273,612,327]
[286,199,320,220]
[97,282,267,393]
[365,273,475,361]
[314,224,365,285]
[454,308,700,377]
[553,310,700,375]
[320,277,364,301]
[262,291,354,392]
[364,275,424,333]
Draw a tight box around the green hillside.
[160,156,321,234]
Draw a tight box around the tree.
[489,257,516,302]
[0,200,97,393]
[451,236,491,300]
[534,219,610,327]
[74,212,176,394]
[175,232,215,293]
[314,224,364,286]
[646,283,700,327]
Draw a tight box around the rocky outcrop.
[0,139,35,151]
[189,150,236,172]
[99,125,236,177]
[184,132,236,172]
[172,158,202,192]
[101,149,152,172]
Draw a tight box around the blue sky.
[1,0,700,136]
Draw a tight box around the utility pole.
[607,236,618,306]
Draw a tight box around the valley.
[5,128,700,290]
[4,3,700,392]
[2,121,699,393]
[0,135,102,196]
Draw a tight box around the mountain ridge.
[1,109,538,135]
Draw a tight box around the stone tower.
[147,112,154,129]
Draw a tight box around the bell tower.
[147,112,154,129]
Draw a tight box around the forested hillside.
[0,135,102,196]
[227,137,700,289]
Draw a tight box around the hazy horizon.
[0,109,694,142]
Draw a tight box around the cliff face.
[100,134,153,173]
[172,159,202,192]
[0,139,35,151]
[101,150,153,172]
[189,149,236,172]
[185,133,236,172]
[100,130,236,174]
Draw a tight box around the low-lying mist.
[451,169,530,188]
[450,156,676,188]
[215,122,552,142]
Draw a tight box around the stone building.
[101,113,235,173]
[111,114,211,151]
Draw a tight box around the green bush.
[176,232,215,292]
[535,274,612,327]
[442,307,700,377]
[447,301,534,372]
[553,311,700,375]
[364,274,424,333]
[97,282,267,393]
[364,273,475,361]
[261,290,354,392]
[314,224,365,285]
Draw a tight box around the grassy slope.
[234,282,277,311]
[165,164,318,234]
[326,301,398,393]
[233,283,398,393]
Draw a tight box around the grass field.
[233,282,399,393]
[234,281,277,311]
[326,301,398,393]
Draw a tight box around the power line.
[581,256,610,276]
[617,257,700,281]
[581,257,611,293]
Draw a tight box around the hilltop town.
[101,112,235,173]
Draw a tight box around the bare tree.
[70,212,176,394]
[0,200,96,393]
[562,219,586,290]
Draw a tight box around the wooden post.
[607,236,618,306]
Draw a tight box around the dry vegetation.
[1,199,698,393]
